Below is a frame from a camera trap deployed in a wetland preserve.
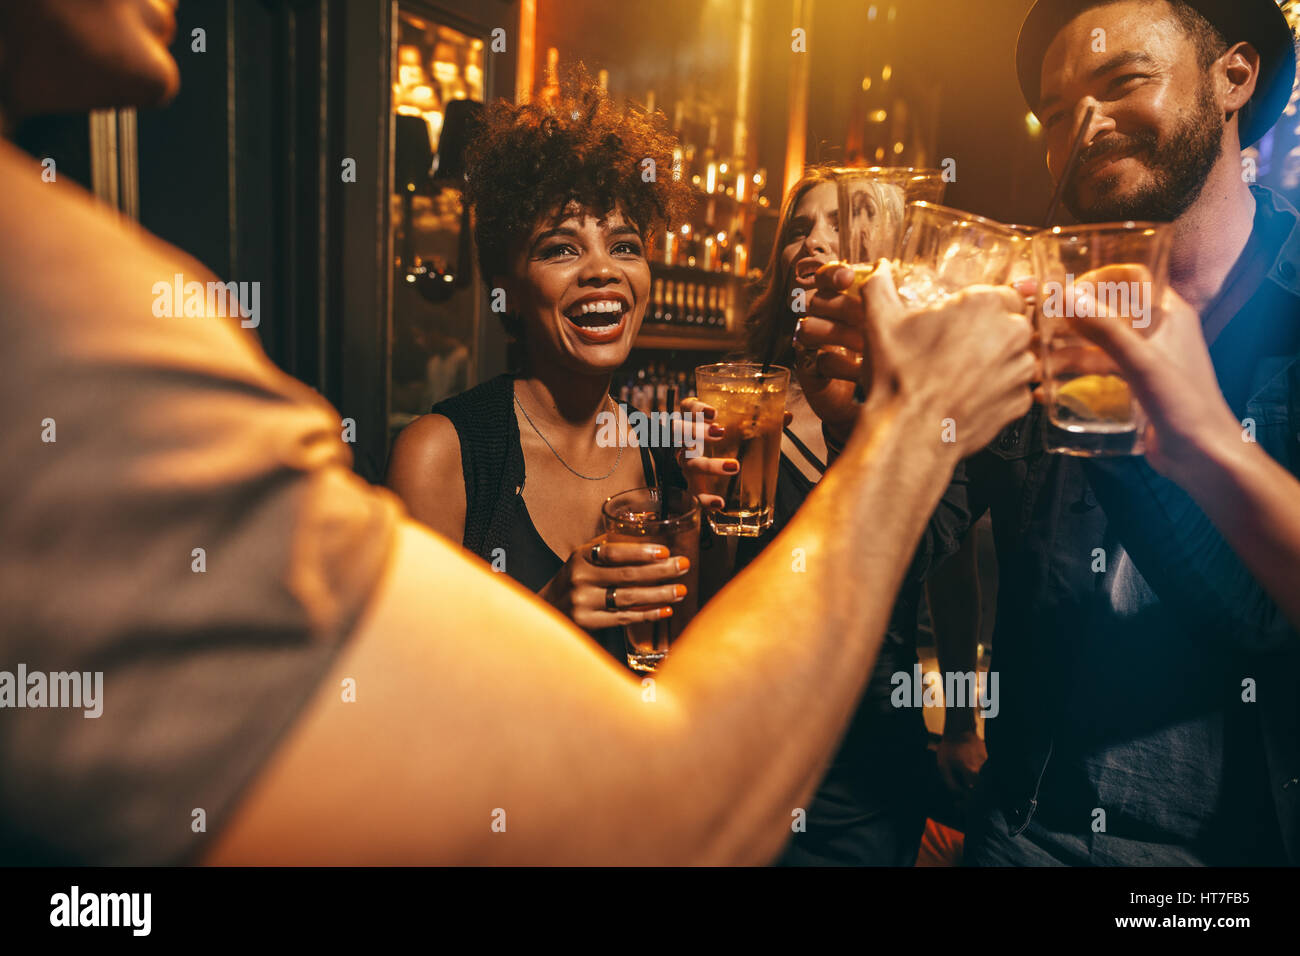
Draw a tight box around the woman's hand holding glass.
[790,262,870,444]
[540,537,690,631]
[677,396,794,512]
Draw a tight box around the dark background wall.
[15,0,518,482]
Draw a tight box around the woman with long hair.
[684,166,953,865]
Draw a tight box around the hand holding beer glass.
[893,202,1021,309]
[828,166,948,295]
[601,487,701,671]
[793,167,947,405]
[843,261,1036,457]
[793,189,1034,457]
[1033,222,1173,456]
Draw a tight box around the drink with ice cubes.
[694,363,789,536]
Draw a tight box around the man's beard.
[1064,82,1224,223]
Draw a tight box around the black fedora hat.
[1016,0,1298,146]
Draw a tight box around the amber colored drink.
[695,363,789,536]
[602,487,701,672]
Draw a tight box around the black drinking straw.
[659,384,676,520]
[760,331,778,374]
[653,383,677,656]
[1044,105,1094,226]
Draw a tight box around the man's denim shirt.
[937,185,1300,863]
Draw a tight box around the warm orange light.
[516,0,536,103]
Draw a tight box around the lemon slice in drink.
[1056,374,1131,422]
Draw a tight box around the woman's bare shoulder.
[386,414,466,540]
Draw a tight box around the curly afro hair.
[464,65,694,294]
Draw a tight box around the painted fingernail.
[675,556,690,573]
[702,406,716,420]
[673,584,688,599]
[659,607,674,618]
[723,460,739,473]
[652,546,670,559]
[709,424,725,437]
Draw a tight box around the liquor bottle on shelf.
[683,232,699,269]
[649,278,664,324]
[684,283,697,326]
[662,228,678,267]
[660,279,674,325]
[731,230,747,274]
[674,281,687,328]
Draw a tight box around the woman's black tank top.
[431,373,664,663]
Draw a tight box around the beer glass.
[694,362,789,536]
[1005,224,1038,286]
[833,167,947,287]
[894,202,1020,310]
[602,487,701,672]
[1033,221,1172,456]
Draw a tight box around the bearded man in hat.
[797,0,1300,866]
[971,0,1300,866]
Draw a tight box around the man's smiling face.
[1038,0,1226,222]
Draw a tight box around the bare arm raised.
[206,264,1033,865]
[0,137,1031,863]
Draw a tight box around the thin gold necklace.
[514,390,625,481]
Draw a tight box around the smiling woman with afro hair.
[386,66,699,667]
[465,68,692,333]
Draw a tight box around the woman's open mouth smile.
[562,293,630,344]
